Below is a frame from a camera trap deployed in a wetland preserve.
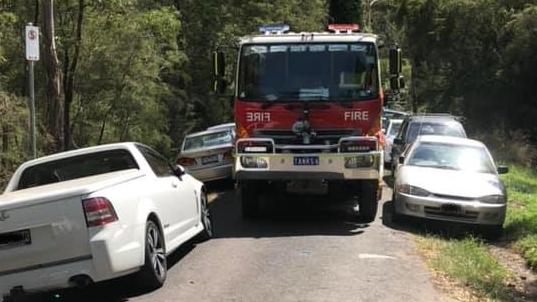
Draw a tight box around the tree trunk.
[42,0,64,152]
[64,0,85,150]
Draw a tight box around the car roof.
[416,135,485,148]
[18,142,139,167]
[383,108,409,116]
[406,114,460,122]
[185,127,233,139]
[207,122,235,130]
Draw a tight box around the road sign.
[25,25,39,61]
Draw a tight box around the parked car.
[0,143,213,298]
[177,127,234,182]
[391,114,466,172]
[392,135,508,236]
[384,119,403,165]
[382,108,409,132]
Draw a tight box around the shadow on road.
[211,190,370,239]
[6,187,370,302]
[7,240,198,302]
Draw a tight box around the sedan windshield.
[183,130,233,151]
[407,142,496,174]
[238,43,378,102]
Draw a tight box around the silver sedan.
[393,135,508,235]
[176,127,234,182]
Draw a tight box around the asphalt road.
[15,184,453,302]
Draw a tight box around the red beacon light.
[327,24,360,33]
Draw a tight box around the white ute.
[0,143,213,298]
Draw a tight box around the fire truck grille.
[254,129,360,153]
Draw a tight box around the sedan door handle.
[171,181,179,188]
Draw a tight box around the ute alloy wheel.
[137,220,167,289]
[198,192,213,241]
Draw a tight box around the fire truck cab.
[213,24,404,222]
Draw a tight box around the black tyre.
[197,191,213,241]
[240,182,259,218]
[137,220,167,289]
[359,181,379,223]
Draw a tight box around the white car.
[393,136,508,236]
[0,143,213,298]
[383,119,403,164]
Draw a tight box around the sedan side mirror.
[497,166,509,174]
[175,165,186,178]
[393,138,403,145]
[398,155,405,164]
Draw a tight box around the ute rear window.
[17,149,139,190]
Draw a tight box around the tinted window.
[137,146,175,177]
[406,121,465,142]
[17,149,139,190]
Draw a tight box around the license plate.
[293,156,320,166]
[201,155,219,165]
[441,204,461,214]
[0,229,31,250]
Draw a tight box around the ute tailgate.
[0,195,91,275]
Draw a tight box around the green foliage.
[417,236,513,301]
[501,165,537,269]
[329,0,362,24]
[0,0,330,179]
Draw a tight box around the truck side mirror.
[212,50,227,94]
[393,138,403,145]
[389,45,404,91]
[398,155,405,164]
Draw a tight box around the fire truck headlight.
[345,155,375,168]
[240,156,268,169]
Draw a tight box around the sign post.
[25,23,39,158]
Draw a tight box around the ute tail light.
[339,137,378,153]
[177,157,196,166]
[82,197,118,227]
[237,139,274,154]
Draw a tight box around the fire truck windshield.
[238,42,378,102]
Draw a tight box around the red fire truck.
[213,24,403,221]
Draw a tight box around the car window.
[407,142,496,173]
[387,121,402,137]
[183,130,233,151]
[406,121,465,142]
[137,146,175,178]
[398,120,408,140]
[17,149,139,190]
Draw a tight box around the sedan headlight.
[398,184,430,197]
[478,195,505,204]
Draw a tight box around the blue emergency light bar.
[259,24,290,34]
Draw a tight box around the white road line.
[358,253,397,260]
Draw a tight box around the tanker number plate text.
[293,156,320,166]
